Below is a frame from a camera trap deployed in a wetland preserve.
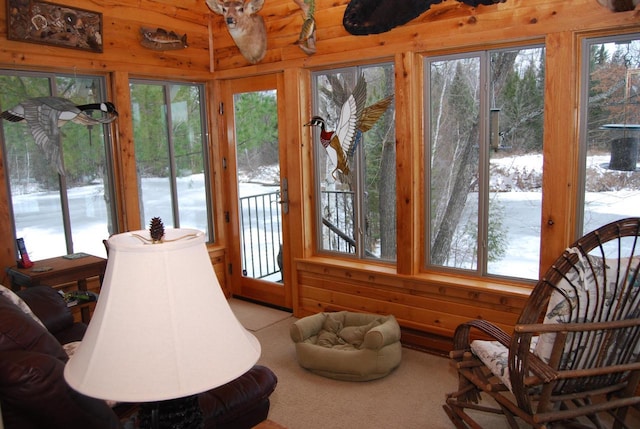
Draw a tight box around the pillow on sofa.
[0,285,45,328]
[16,285,75,335]
[0,292,67,362]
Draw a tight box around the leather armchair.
[0,285,276,429]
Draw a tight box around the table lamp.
[64,226,261,428]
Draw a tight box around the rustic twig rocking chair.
[444,217,640,428]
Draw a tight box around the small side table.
[6,254,107,323]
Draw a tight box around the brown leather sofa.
[0,285,277,429]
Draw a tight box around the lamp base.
[138,395,203,429]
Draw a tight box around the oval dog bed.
[289,311,402,381]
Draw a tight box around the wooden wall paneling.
[539,31,580,273]
[297,279,519,338]
[208,247,228,296]
[297,258,406,289]
[0,128,15,284]
[100,3,211,76]
[216,78,240,295]
[1,0,212,78]
[111,71,141,232]
[203,78,229,298]
[206,79,227,250]
[395,51,421,276]
[281,67,311,312]
[209,0,639,75]
[404,279,528,313]
[73,0,210,25]
[296,258,526,339]
[298,272,526,323]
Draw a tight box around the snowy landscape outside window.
[130,80,213,241]
[310,64,396,261]
[580,34,640,235]
[0,71,116,260]
[425,46,545,280]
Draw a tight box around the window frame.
[129,78,214,242]
[423,43,546,280]
[0,69,118,259]
[309,63,396,262]
[577,32,640,238]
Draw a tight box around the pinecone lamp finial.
[149,217,165,243]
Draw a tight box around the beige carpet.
[230,300,640,429]
[228,298,292,331]
[229,300,505,428]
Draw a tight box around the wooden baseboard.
[400,327,452,357]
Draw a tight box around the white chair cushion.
[471,337,539,392]
[534,254,640,368]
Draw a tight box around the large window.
[425,46,545,280]
[0,71,116,260]
[310,64,396,261]
[130,80,213,240]
[580,34,640,235]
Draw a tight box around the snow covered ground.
[11,155,640,280]
[488,153,639,278]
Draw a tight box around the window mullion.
[477,52,490,275]
[52,78,74,254]
[164,84,180,228]
[354,144,365,258]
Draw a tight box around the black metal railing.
[238,189,360,280]
[239,190,283,280]
[319,189,356,254]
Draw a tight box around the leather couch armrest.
[17,286,75,335]
[0,350,120,429]
[199,365,277,428]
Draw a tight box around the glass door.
[221,74,290,309]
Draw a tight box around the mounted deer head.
[597,0,640,11]
[205,0,267,64]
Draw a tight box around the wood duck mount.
[205,0,267,64]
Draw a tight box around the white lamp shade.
[64,229,261,402]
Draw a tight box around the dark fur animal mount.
[343,0,506,35]
[597,0,639,11]
[140,27,188,50]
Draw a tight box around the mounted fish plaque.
[139,27,188,51]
